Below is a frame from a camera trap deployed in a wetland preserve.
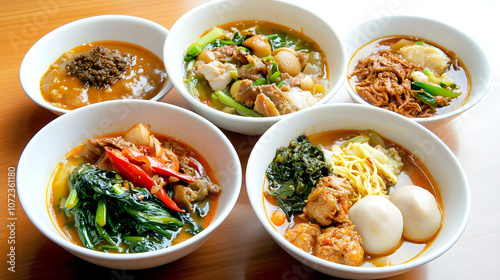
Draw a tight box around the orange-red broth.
[263,130,443,267]
[47,132,219,249]
[41,40,167,110]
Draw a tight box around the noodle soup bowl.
[20,15,174,115]
[164,0,347,135]
[17,100,241,269]
[344,15,491,126]
[246,103,470,279]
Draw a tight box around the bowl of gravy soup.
[246,103,470,279]
[20,15,173,115]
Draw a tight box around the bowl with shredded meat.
[164,0,347,135]
[20,15,174,115]
[344,15,491,125]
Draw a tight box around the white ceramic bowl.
[246,103,470,279]
[344,15,492,125]
[17,100,241,269]
[19,15,174,115]
[164,0,347,135]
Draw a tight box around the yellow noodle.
[330,142,400,203]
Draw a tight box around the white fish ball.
[389,185,442,241]
[348,195,403,254]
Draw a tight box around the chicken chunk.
[283,223,322,254]
[196,61,236,91]
[254,93,280,116]
[260,84,294,115]
[230,79,260,108]
[303,176,354,226]
[316,224,364,266]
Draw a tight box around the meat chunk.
[254,93,279,116]
[231,79,260,108]
[315,224,364,266]
[303,176,354,226]
[196,61,236,91]
[173,179,221,212]
[283,223,322,254]
[237,55,267,80]
[82,136,136,163]
[260,84,294,115]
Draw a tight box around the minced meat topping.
[65,45,133,89]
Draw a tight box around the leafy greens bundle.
[265,135,331,221]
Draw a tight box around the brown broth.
[41,41,167,110]
[263,130,443,267]
[347,36,470,116]
[47,131,219,251]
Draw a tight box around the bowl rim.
[19,14,174,115]
[16,99,242,262]
[343,14,492,124]
[163,0,347,129]
[246,103,471,276]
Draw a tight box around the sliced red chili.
[105,147,184,212]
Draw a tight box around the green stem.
[213,91,262,117]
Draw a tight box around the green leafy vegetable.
[65,164,193,253]
[266,135,331,221]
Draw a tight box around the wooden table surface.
[1,0,499,279]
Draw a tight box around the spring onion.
[65,188,79,209]
[213,91,262,117]
[186,27,226,57]
[412,81,460,98]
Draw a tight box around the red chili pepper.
[105,147,184,212]
[141,156,196,183]
[122,148,196,183]
[188,157,205,177]
[366,157,373,165]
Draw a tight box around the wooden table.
[1,0,499,279]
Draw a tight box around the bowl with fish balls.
[17,100,241,269]
[164,0,347,135]
[246,103,470,279]
[20,15,174,115]
[344,15,491,125]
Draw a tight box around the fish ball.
[389,185,442,241]
[348,195,403,254]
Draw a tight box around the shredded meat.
[303,176,354,226]
[283,223,322,254]
[66,45,132,89]
[351,49,438,118]
[315,223,364,266]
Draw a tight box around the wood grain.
[1,1,499,279]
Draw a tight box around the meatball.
[283,223,321,254]
[303,176,354,226]
[315,224,364,266]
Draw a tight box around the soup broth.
[48,126,220,253]
[263,130,442,266]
